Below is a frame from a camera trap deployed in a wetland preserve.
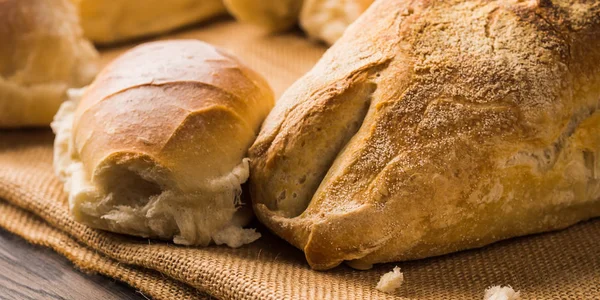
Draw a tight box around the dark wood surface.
[0,228,145,300]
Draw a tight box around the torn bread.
[52,40,274,247]
[375,266,404,294]
[484,286,521,300]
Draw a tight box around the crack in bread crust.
[503,100,600,173]
[249,61,389,218]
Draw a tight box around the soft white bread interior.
[375,266,404,294]
[484,286,521,300]
[300,0,373,44]
[71,0,226,44]
[223,0,304,32]
[250,0,600,269]
[0,0,98,128]
[52,40,274,247]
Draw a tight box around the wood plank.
[0,228,145,300]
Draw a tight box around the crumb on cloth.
[376,266,404,293]
[484,285,521,300]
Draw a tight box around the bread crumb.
[376,266,404,293]
[484,285,521,300]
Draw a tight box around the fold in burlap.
[0,21,599,299]
[0,201,208,300]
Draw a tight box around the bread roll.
[0,0,98,128]
[52,40,274,247]
[250,0,600,269]
[223,0,304,32]
[300,0,373,44]
[72,0,226,44]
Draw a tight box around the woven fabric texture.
[0,201,208,300]
[0,20,599,300]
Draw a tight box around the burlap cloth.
[1,20,599,300]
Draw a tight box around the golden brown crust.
[250,0,600,270]
[54,40,274,246]
[74,40,274,183]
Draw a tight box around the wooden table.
[0,228,143,300]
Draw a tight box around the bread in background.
[52,40,274,247]
[0,0,99,128]
[300,0,373,44]
[72,0,226,44]
[223,0,304,32]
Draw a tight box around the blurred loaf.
[72,0,226,44]
[223,0,372,43]
[300,0,373,44]
[0,0,98,128]
[224,0,304,32]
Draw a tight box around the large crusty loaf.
[72,0,226,44]
[300,0,373,44]
[0,0,98,128]
[249,0,600,270]
[223,0,304,32]
[52,40,274,247]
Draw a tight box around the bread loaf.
[0,0,98,127]
[300,0,373,44]
[72,0,226,44]
[223,0,373,43]
[224,0,303,32]
[250,0,600,269]
[52,40,274,247]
